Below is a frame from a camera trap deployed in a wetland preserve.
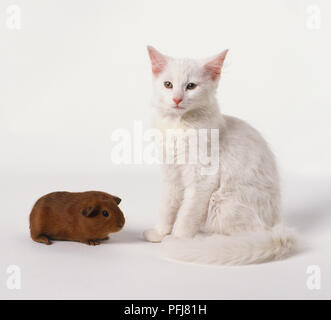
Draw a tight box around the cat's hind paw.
[143,229,166,243]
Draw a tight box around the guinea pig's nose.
[117,218,125,228]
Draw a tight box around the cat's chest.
[154,116,188,132]
[154,116,196,163]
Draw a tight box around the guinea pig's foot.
[34,235,52,245]
[85,239,101,246]
[100,236,109,240]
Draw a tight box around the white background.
[0,0,330,299]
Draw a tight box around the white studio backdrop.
[1,0,331,300]
[0,0,330,178]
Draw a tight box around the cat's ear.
[203,49,229,81]
[147,46,168,76]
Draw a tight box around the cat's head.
[147,46,228,117]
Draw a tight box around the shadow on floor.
[284,176,331,234]
[107,228,145,244]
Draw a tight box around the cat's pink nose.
[173,97,182,105]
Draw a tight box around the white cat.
[143,46,297,265]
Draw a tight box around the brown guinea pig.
[29,191,125,246]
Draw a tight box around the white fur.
[144,47,297,265]
[163,225,297,265]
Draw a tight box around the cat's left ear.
[147,46,168,76]
[203,49,229,81]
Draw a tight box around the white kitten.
[144,46,297,265]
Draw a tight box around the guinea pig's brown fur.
[29,191,125,245]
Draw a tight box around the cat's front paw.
[143,229,166,243]
[173,227,196,239]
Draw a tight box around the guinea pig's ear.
[112,195,121,205]
[81,206,97,217]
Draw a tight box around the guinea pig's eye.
[186,83,197,90]
[102,210,109,217]
[164,81,173,89]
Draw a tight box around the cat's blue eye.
[164,81,173,89]
[186,83,197,90]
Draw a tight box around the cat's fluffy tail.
[162,224,297,265]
